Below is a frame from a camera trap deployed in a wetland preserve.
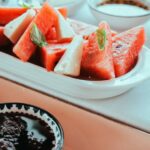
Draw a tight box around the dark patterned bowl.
[0,103,64,150]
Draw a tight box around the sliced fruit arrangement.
[54,35,83,76]
[55,9,75,40]
[13,2,58,61]
[41,43,69,71]
[4,9,36,43]
[0,7,67,26]
[112,27,145,77]
[81,22,115,80]
[0,2,146,80]
[0,7,28,25]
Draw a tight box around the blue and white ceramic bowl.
[0,103,64,150]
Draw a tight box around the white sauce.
[97,4,150,16]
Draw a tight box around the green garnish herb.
[30,24,47,47]
[96,28,106,51]
[18,0,34,8]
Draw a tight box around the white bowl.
[0,46,150,100]
[47,0,84,16]
[88,0,150,31]
[0,19,150,100]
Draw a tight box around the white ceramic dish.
[0,103,64,150]
[0,45,150,100]
[88,0,150,31]
[0,19,150,100]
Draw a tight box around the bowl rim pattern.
[87,0,150,18]
[0,102,64,150]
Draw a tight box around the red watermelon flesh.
[41,43,69,71]
[46,27,72,44]
[81,22,115,80]
[111,30,117,37]
[45,7,68,42]
[46,27,57,41]
[58,7,68,19]
[0,7,66,26]
[13,2,58,61]
[113,26,145,77]
[0,7,27,25]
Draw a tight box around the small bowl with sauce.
[88,0,150,31]
[0,103,64,150]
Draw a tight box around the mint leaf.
[96,29,106,51]
[30,24,47,47]
[18,0,34,8]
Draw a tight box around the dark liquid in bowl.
[97,0,150,10]
[0,113,55,150]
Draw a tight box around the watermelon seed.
[116,44,122,49]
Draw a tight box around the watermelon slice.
[111,30,117,37]
[112,26,145,77]
[55,10,75,40]
[0,7,27,25]
[13,2,58,61]
[83,30,117,41]
[47,38,73,44]
[0,27,10,46]
[81,22,115,80]
[45,7,68,42]
[54,35,83,76]
[35,7,67,18]
[46,26,57,41]
[41,43,69,71]
[4,9,36,43]
[58,7,68,19]
[0,7,66,26]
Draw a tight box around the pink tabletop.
[0,78,150,150]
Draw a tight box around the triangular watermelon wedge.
[0,7,27,25]
[41,43,69,71]
[112,26,145,77]
[13,2,58,61]
[81,22,115,80]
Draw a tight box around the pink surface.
[0,78,150,150]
